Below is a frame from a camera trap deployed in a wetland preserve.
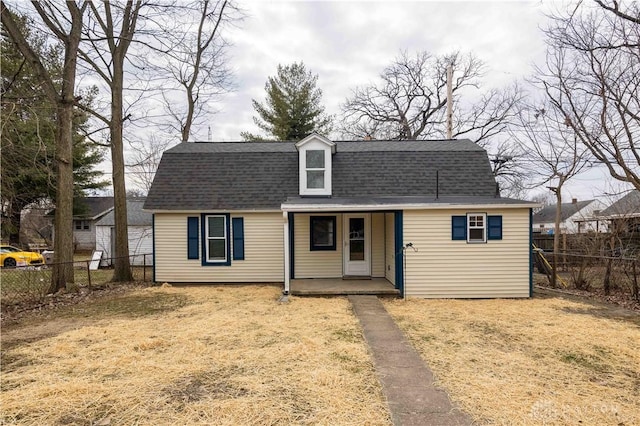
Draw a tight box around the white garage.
[95,198,153,266]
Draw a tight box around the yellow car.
[0,245,46,268]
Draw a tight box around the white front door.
[343,213,371,276]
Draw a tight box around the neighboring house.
[598,190,640,234]
[532,199,607,234]
[50,197,114,251]
[95,198,153,266]
[144,134,537,299]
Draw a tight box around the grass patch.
[1,286,390,425]
[384,296,640,425]
[63,292,191,318]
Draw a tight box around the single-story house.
[598,190,640,234]
[50,197,114,251]
[144,134,537,298]
[532,199,607,234]
[95,198,153,266]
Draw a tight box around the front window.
[206,215,227,262]
[467,213,486,243]
[306,150,325,189]
[310,216,336,250]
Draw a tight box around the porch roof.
[281,196,538,212]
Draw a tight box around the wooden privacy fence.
[0,254,153,308]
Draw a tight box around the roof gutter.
[281,202,541,212]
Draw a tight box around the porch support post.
[394,210,404,296]
[283,211,290,294]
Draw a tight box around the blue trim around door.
[288,212,295,279]
[529,208,533,298]
[394,210,404,293]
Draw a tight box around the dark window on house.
[74,220,90,231]
[468,213,486,243]
[310,216,336,251]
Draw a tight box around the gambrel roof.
[144,139,504,211]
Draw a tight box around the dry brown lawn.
[1,285,390,425]
[384,296,640,426]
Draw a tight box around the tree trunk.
[552,189,562,288]
[110,57,132,282]
[50,101,75,293]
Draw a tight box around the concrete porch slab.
[290,277,400,296]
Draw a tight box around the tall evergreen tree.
[1,12,107,245]
[242,62,332,141]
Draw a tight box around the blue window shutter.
[187,217,199,259]
[232,217,244,260]
[488,215,503,240]
[452,216,466,240]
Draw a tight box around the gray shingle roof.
[47,197,114,219]
[532,200,594,223]
[96,199,151,226]
[144,139,500,211]
[600,190,640,217]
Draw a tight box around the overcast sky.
[213,0,548,141]
[170,0,624,202]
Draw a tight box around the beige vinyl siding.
[404,208,530,298]
[154,212,284,283]
[385,213,396,284]
[294,213,343,278]
[371,213,385,278]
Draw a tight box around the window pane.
[350,240,365,261]
[469,229,484,241]
[208,239,226,260]
[312,219,334,246]
[208,216,225,238]
[306,150,324,168]
[307,171,325,188]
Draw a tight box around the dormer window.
[306,150,325,189]
[296,134,335,196]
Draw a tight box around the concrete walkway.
[349,295,472,426]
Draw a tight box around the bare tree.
[511,100,592,286]
[488,140,527,199]
[127,134,173,193]
[76,0,148,282]
[155,0,238,142]
[1,0,87,292]
[538,0,640,191]
[340,50,522,146]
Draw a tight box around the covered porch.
[281,200,405,296]
[290,277,400,296]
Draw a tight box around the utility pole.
[446,64,453,139]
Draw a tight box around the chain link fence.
[0,254,153,307]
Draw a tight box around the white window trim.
[205,215,228,262]
[467,212,487,243]
[296,135,334,196]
